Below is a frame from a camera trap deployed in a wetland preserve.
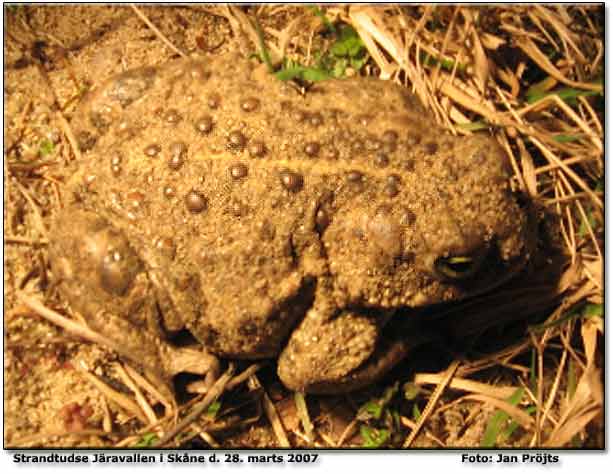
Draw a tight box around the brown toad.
[49,53,532,394]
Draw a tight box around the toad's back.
[58,53,529,363]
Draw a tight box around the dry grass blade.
[77,369,147,424]
[154,364,235,447]
[248,375,291,447]
[403,360,460,447]
[294,392,314,443]
[4,236,49,245]
[130,4,187,58]
[14,180,48,239]
[545,366,602,446]
[463,394,533,430]
[438,79,498,122]
[539,349,567,433]
[100,396,112,433]
[414,374,518,400]
[349,7,402,79]
[469,25,489,94]
[197,429,220,448]
[399,417,445,447]
[516,37,601,92]
[519,95,603,153]
[9,429,117,448]
[16,291,135,357]
[115,363,158,426]
[223,6,265,58]
[57,111,82,164]
[226,363,263,391]
[581,316,603,375]
[124,364,174,413]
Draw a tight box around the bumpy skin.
[49,53,532,393]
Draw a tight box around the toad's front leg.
[49,209,218,395]
[277,278,409,394]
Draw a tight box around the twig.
[14,180,48,239]
[100,396,112,433]
[226,363,263,391]
[294,392,314,444]
[414,373,518,400]
[16,291,137,361]
[4,236,49,245]
[57,112,82,163]
[77,368,147,424]
[154,364,235,447]
[124,364,174,413]
[248,374,291,447]
[403,360,460,447]
[115,363,158,425]
[130,4,188,58]
[9,429,117,448]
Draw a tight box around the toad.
[49,53,533,394]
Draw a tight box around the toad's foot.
[277,290,409,394]
[85,309,220,396]
[163,344,220,390]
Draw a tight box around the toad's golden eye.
[434,254,484,280]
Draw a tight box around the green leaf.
[526,86,601,105]
[357,382,399,422]
[347,39,364,58]
[584,303,603,318]
[39,138,55,157]
[273,22,368,82]
[578,209,597,238]
[274,66,307,82]
[481,388,524,447]
[330,42,348,57]
[206,401,221,418]
[332,58,347,78]
[308,5,335,33]
[529,305,585,332]
[419,51,465,72]
[594,177,604,193]
[412,403,421,422]
[360,425,390,448]
[134,432,158,447]
[251,16,273,74]
[350,56,367,71]
[403,381,420,401]
[553,134,581,143]
[339,25,358,40]
[359,401,383,420]
[302,67,332,82]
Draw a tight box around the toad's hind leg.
[277,279,409,394]
[49,209,218,396]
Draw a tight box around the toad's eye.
[434,254,484,280]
